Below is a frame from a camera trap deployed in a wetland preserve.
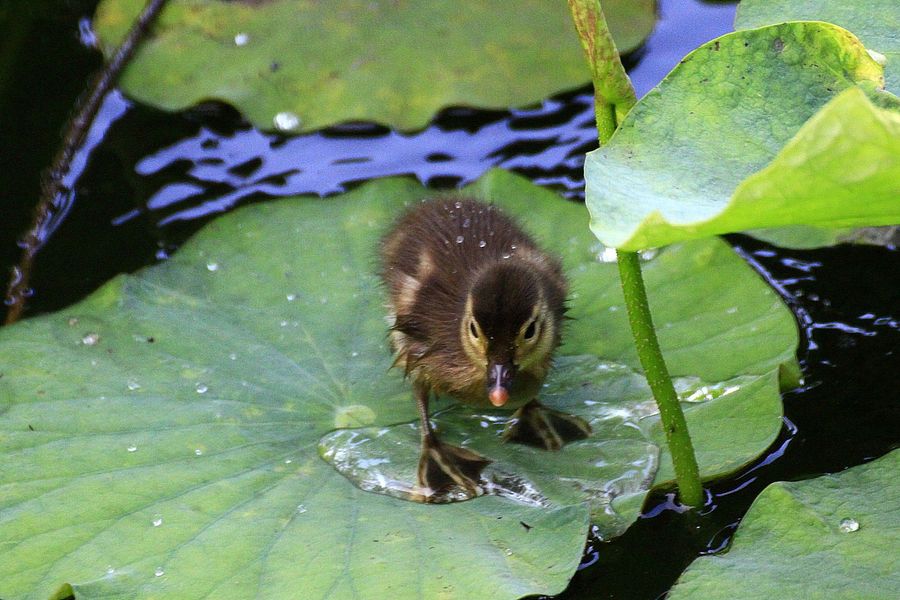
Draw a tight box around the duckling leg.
[502,399,591,451]
[415,381,491,499]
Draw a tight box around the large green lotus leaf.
[92,0,655,132]
[0,169,796,599]
[669,450,900,599]
[584,22,900,251]
[736,0,900,95]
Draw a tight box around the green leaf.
[736,0,900,95]
[668,450,900,600]
[92,0,655,132]
[584,22,900,251]
[0,170,796,599]
[747,224,900,250]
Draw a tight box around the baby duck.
[381,197,591,499]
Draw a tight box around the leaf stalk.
[616,251,703,506]
[567,0,703,506]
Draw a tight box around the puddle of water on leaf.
[319,356,751,522]
[319,417,658,513]
[674,378,744,403]
[319,357,663,515]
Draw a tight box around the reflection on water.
[117,90,597,227]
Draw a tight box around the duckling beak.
[487,362,515,407]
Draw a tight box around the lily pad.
[668,450,900,599]
[736,0,900,95]
[584,22,900,251]
[0,170,796,599]
[92,0,656,132]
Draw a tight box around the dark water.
[1,1,897,598]
[554,236,900,599]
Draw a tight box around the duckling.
[381,197,591,500]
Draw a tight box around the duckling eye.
[469,321,479,339]
[523,320,537,340]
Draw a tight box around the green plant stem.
[567,0,637,144]
[568,0,704,506]
[617,252,703,506]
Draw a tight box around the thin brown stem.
[3,0,169,325]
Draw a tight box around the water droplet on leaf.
[196,383,208,394]
[839,518,859,533]
[455,235,464,244]
[273,111,301,131]
[81,333,100,346]
[234,32,250,46]
[206,262,219,272]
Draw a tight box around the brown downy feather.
[381,196,568,408]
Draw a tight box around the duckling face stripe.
[460,296,488,366]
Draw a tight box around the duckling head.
[460,262,562,407]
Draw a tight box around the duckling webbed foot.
[418,434,491,500]
[503,399,591,450]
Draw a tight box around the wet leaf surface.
[92,0,656,132]
[0,170,797,599]
[669,450,900,600]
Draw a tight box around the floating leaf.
[584,22,900,251]
[736,0,900,95]
[92,0,656,132]
[0,170,796,599]
[669,450,900,600]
